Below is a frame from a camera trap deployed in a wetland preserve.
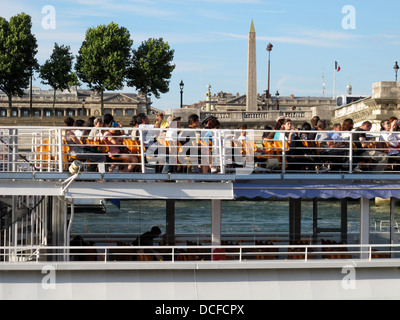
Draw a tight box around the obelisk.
[246,20,257,112]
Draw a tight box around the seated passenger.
[300,122,312,141]
[62,117,106,172]
[132,226,162,246]
[329,123,343,142]
[308,115,320,140]
[299,122,319,160]
[87,117,104,142]
[161,116,182,173]
[379,119,400,155]
[389,116,400,131]
[103,122,139,172]
[315,120,347,170]
[130,115,140,141]
[352,121,388,172]
[379,119,400,171]
[339,118,354,141]
[273,117,287,140]
[179,114,201,173]
[274,119,314,171]
[315,120,346,156]
[136,112,164,146]
[74,119,86,142]
[202,119,221,173]
[276,118,298,143]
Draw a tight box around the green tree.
[0,13,38,115]
[75,22,132,116]
[39,43,80,113]
[126,38,175,114]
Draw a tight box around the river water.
[71,199,400,238]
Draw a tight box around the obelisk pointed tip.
[249,19,255,33]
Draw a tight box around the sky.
[1,0,400,111]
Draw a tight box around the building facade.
[177,88,337,128]
[0,86,151,120]
[333,81,400,129]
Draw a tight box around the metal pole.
[179,80,184,108]
[267,51,271,110]
[266,43,273,110]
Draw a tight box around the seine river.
[71,199,400,237]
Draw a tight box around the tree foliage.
[75,22,132,115]
[127,38,175,100]
[39,43,80,110]
[0,13,38,112]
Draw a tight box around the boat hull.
[1,261,399,300]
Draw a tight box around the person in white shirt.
[74,119,86,140]
[380,119,400,156]
[135,112,164,146]
[162,117,181,173]
[87,117,103,142]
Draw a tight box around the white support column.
[360,197,370,259]
[211,200,222,246]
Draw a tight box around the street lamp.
[266,43,273,110]
[179,80,184,108]
[394,62,399,81]
[275,90,280,111]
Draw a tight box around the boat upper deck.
[0,125,398,199]
[2,125,400,284]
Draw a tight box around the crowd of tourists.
[62,113,400,173]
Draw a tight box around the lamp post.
[179,80,184,108]
[266,43,273,110]
[275,90,280,111]
[394,62,399,81]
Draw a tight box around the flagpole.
[333,69,336,99]
[333,61,336,99]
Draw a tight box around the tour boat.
[1,125,400,300]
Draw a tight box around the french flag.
[335,61,341,72]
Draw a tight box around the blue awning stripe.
[234,184,400,199]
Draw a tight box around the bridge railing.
[202,110,313,123]
[0,126,397,176]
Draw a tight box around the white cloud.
[215,26,362,48]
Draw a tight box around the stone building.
[333,81,400,129]
[195,90,336,113]
[0,86,153,122]
[176,87,337,129]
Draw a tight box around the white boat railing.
[0,126,398,176]
[1,243,399,263]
